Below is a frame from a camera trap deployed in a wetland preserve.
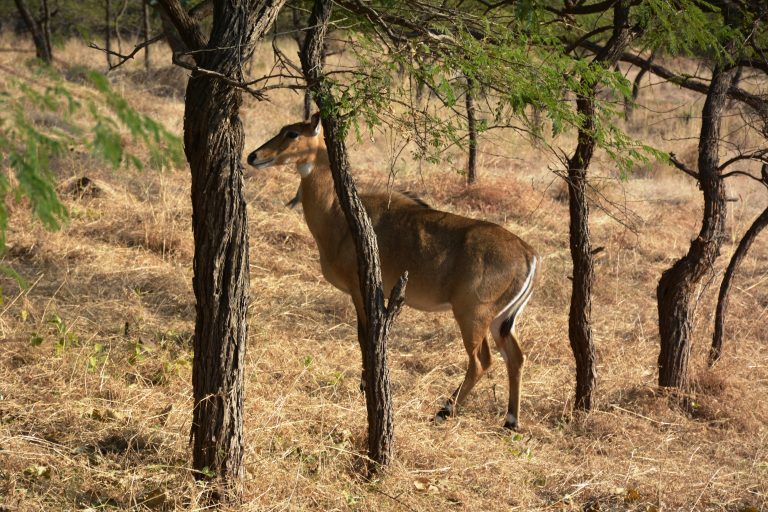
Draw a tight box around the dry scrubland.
[0,34,767,511]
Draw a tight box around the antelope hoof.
[503,413,519,431]
[433,402,455,424]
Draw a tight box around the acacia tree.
[566,1,766,392]
[155,0,285,500]
[654,4,767,388]
[657,64,738,387]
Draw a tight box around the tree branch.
[718,148,768,171]
[579,40,768,127]
[668,152,700,180]
[547,0,621,16]
[171,53,267,99]
[720,169,768,188]
[89,33,165,71]
[156,0,207,56]
[564,25,613,55]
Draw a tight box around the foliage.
[0,62,184,253]
[635,0,732,58]
[309,1,669,170]
[314,0,761,179]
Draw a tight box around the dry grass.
[1,34,767,511]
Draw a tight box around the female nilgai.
[247,113,539,430]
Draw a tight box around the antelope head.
[247,112,323,178]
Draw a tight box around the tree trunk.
[115,0,128,57]
[710,205,768,364]
[301,0,407,472]
[13,0,53,63]
[566,115,597,410]
[465,74,478,185]
[158,5,189,60]
[40,0,53,61]
[143,0,151,70]
[657,63,737,388]
[156,0,285,501]
[156,0,213,66]
[566,3,638,410]
[105,0,112,67]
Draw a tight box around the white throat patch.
[297,162,314,178]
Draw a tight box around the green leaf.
[0,265,28,289]
[199,466,216,478]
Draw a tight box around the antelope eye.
[286,131,299,139]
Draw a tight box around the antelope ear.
[310,112,322,136]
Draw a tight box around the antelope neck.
[299,146,340,240]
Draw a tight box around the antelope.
[247,113,539,430]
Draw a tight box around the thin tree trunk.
[465,74,478,185]
[13,0,53,63]
[143,0,151,70]
[115,0,128,57]
[566,121,597,410]
[657,63,737,388]
[290,6,313,120]
[156,0,285,501]
[710,205,768,364]
[158,5,188,60]
[566,3,638,410]
[301,0,407,471]
[105,0,112,67]
[40,0,52,61]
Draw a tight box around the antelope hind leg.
[492,328,526,430]
[434,330,493,424]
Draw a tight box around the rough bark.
[13,0,53,63]
[710,205,768,364]
[566,3,638,410]
[156,0,285,500]
[657,63,737,388]
[156,0,212,66]
[465,74,478,185]
[301,0,407,471]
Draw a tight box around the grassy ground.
[0,35,767,511]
